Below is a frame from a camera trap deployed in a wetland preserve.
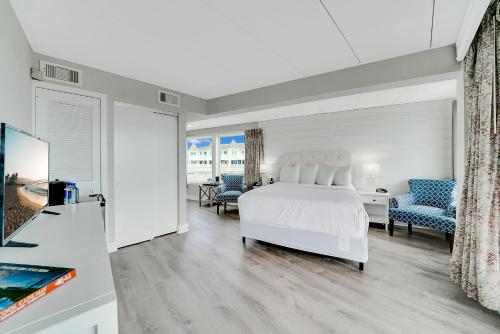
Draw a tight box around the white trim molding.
[107,241,119,254]
[456,0,490,61]
[177,224,189,234]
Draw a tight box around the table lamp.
[364,162,380,192]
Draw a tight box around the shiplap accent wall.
[259,99,453,194]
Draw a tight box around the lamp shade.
[363,162,380,177]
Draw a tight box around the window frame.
[186,132,245,185]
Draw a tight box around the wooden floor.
[110,201,500,334]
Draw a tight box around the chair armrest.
[241,184,248,193]
[447,203,457,218]
[391,192,413,208]
[217,184,227,194]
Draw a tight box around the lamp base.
[366,176,377,193]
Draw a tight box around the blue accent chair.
[389,179,457,252]
[214,174,247,214]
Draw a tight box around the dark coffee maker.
[48,180,67,206]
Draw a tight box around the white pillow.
[316,165,336,186]
[299,164,319,184]
[279,165,300,183]
[333,165,352,186]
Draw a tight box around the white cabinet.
[359,191,391,231]
[0,202,117,334]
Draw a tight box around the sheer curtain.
[450,3,500,313]
[244,129,264,188]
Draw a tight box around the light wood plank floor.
[110,201,500,334]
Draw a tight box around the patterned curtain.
[244,129,264,188]
[450,3,500,313]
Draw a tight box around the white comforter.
[238,183,369,238]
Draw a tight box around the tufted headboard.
[277,151,351,168]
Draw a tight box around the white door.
[35,88,101,197]
[114,103,178,247]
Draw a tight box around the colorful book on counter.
[0,263,76,322]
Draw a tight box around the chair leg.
[389,219,394,236]
[242,236,246,244]
[408,223,412,234]
[224,202,227,212]
[358,262,364,271]
[216,203,219,215]
[446,233,454,253]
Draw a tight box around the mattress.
[238,183,369,238]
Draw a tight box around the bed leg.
[242,236,246,244]
[408,223,412,234]
[389,219,394,236]
[358,262,364,271]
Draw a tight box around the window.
[186,133,245,183]
[219,134,245,175]
[186,137,212,183]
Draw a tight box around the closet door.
[35,88,101,197]
[114,103,178,247]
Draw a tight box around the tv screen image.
[0,124,49,245]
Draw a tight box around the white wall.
[31,54,207,247]
[259,99,454,195]
[0,0,33,132]
[207,46,459,115]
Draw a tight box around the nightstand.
[198,184,220,207]
[359,191,391,231]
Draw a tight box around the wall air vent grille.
[158,90,180,107]
[40,60,82,86]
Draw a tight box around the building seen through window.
[219,134,245,175]
[186,137,212,183]
[186,134,245,183]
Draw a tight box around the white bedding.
[238,182,369,238]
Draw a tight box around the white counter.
[0,202,118,334]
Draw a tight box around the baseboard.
[177,224,189,234]
[107,241,118,253]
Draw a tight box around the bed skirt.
[240,219,368,263]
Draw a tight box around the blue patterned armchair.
[389,179,457,252]
[214,174,247,214]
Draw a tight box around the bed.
[238,151,369,270]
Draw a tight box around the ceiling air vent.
[158,90,180,107]
[40,60,82,86]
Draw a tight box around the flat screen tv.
[0,124,49,247]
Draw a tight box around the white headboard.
[277,151,351,168]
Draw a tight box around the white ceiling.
[186,79,457,130]
[11,0,468,99]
